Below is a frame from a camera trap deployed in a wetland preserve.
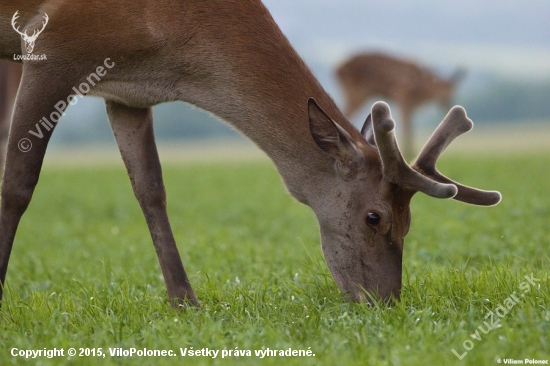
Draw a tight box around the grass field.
[0,143,549,365]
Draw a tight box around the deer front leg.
[0,63,22,177]
[0,109,10,177]
[0,63,75,304]
[105,100,199,309]
[399,104,415,161]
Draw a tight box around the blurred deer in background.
[0,61,21,176]
[0,0,498,308]
[336,53,465,159]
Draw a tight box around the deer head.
[11,11,49,54]
[435,68,467,110]
[308,99,500,302]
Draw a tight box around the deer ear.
[308,98,363,169]
[360,113,376,147]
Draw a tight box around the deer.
[0,61,21,176]
[336,52,465,159]
[0,0,500,309]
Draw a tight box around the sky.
[262,0,550,80]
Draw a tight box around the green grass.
[0,152,549,365]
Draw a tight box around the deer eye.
[366,212,381,226]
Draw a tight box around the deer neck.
[177,8,350,204]
[190,60,341,204]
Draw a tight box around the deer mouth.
[346,257,402,303]
[322,248,402,303]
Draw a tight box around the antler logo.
[11,11,49,54]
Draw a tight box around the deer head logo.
[11,11,49,54]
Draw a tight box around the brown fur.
[0,61,21,176]
[0,1,497,307]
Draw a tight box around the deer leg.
[0,63,21,177]
[399,104,414,161]
[105,100,199,308]
[0,64,75,304]
[0,107,10,177]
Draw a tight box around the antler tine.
[371,101,458,199]
[31,14,49,39]
[412,106,502,206]
[413,106,472,169]
[38,13,49,33]
[11,11,27,37]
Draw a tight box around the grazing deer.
[0,1,500,308]
[0,61,21,175]
[336,53,465,158]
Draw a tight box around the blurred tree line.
[49,75,550,146]
[460,79,550,123]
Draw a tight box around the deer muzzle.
[320,232,403,304]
